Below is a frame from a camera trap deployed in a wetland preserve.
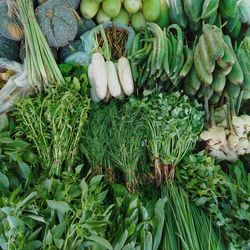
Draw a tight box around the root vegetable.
[117,57,134,96]
[106,60,122,98]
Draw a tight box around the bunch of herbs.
[130,91,204,185]
[14,77,90,177]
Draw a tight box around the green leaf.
[0,114,9,132]
[143,231,153,250]
[54,239,64,249]
[16,192,37,210]
[23,241,43,250]
[4,140,29,151]
[45,230,53,245]
[18,162,32,182]
[59,64,73,74]
[88,235,113,250]
[89,175,104,187]
[46,200,71,214]
[122,242,136,250]
[25,214,45,224]
[113,229,128,250]
[152,198,167,250]
[195,197,210,206]
[52,221,67,239]
[7,216,25,233]
[80,178,88,199]
[0,171,9,189]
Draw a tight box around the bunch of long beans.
[14,0,64,91]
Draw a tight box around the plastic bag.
[0,58,34,114]
[64,22,135,66]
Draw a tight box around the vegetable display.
[0,0,249,249]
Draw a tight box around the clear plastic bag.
[0,58,34,114]
[64,22,135,66]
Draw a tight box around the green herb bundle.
[14,80,90,177]
[177,153,250,249]
[14,0,64,91]
[130,92,204,185]
[81,101,146,191]
[161,184,226,250]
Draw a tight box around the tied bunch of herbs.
[81,101,146,192]
[14,74,90,177]
[176,152,250,249]
[161,184,226,250]
[130,91,204,185]
[82,92,204,190]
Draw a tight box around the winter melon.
[113,8,130,25]
[96,7,111,24]
[142,0,161,21]
[102,0,121,18]
[123,0,141,14]
[131,12,146,31]
[80,0,100,19]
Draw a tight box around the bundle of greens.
[14,77,90,177]
[36,172,113,250]
[161,184,226,250]
[176,152,250,249]
[0,169,113,250]
[14,0,64,91]
[81,102,117,179]
[130,91,204,185]
[81,101,146,191]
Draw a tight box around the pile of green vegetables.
[0,0,249,249]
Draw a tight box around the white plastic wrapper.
[0,58,34,114]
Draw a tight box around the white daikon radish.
[104,88,112,102]
[106,60,122,98]
[88,63,95,87]
[90,87,101,103]
[117,57,134,96]
[91,52,108,100]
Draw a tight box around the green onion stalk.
[13,0,64,92]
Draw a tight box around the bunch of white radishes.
[88,52,134,102]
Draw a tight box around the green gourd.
[0,1,23,41]
[0,34,20,61]
[35,0,78,48]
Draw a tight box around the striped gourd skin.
[0,1,23,41]
[35,0,78,48]
[0,35,20,61]
[38,0,80,9]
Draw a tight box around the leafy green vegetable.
[14,77,90,177]
[130,91,204,185]
[161,184,226,250]
[81,101,147,191]
[176,152,250,249]
[0,114,36,195]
